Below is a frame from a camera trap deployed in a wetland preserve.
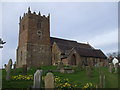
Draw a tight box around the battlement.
[20,7,50,21]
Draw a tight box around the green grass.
[2,66,118,88]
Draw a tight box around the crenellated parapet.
[19,7,50,22]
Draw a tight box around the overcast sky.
[0,2,118,68]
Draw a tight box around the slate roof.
[50,37,92,49]
[75,47,106,58]
[50,37,107,59]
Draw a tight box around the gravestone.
[45,72,54,88]
[13,62,16,69]
[60,68,74,73]
[103,75,106,88]
[33,70,43,88]
[99,75,102,88]
[22,65,27,75]
[4,64,7,71]
[95,63,99,67]
[13,62,16,73]
[27,67,30,71]
[86,66,92,77]
[109,63,114,73]
[57,61,63,70]
[100,62,103,67]
[6,59,12,80]
[114,63,119,73]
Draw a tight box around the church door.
[71,54,76,65]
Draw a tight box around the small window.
[23,25,25,30]
[20,51,22,61]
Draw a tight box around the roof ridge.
[50,37,77,42]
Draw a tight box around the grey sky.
[1,2,118,68]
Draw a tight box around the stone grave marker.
[22,65,27,75]
[13,62,16,69]
[33,70,43,88]
[99,74,102,88]
[103,75,106,88]
[27,67,30,71]
[57,61,63,70]
[4,64,7,71]
[86,66,92,77]
[44,72,54,88]
[114,63,119,73]
[6,59,12,80]
[109,63,114,73]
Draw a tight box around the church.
[16,7,107,68]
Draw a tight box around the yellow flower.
[84,86,87,88]
[89,83,92,86]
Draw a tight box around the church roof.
[50,37,92,49]
[50,37,107,59]
[74,47,106,58]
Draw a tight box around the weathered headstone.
[103,75,106,88]
[86,66,92,77]
[60,68,74,73]
[100,62,103,67]
[45,72,54,88]
[6,59,12,80]
[4,64,7,71]
[109,63,114,73]
[99,75,102,88]
[33,70,43,88]
[22,65,27,75]
[114,63,119,73]
[13,62,16,69]
[57,61,63,70]
[27,67,30,71]
[95,63,100,67]
[13,62,16,73]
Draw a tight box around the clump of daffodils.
[82,83,96,89]
[11,75,33,80]
[54,76,96,88]
[55,76,78,88]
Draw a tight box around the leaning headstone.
[109,63,114,73]
[45,72,54,88]
[33,70,43,88]
[22,65,27,75]
[114,63,119,73]
[6,59,12,80]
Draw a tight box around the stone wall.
[67,49,82,66]
[52,42,61,65]
[17,12,51,68]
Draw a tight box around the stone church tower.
[16,7,51,68]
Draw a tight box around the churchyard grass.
[2,66,118,88]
